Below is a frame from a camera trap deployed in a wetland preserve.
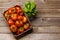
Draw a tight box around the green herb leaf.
[23,7,28,13]
[27,13,32,18]
[25,2,31,9]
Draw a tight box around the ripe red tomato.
[15,21,23,27]
[4,11,9,18]
[18,16,23,20]
[24,23,30,30]
[23,16,27,23]
[11,13,18,20]
[17,27,24,34]
[10,25,17,33]
[8,7,16,13]
[7,19,14,25]
[15,7,22,13]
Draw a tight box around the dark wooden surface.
[0,0,60,40]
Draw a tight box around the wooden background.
[0,0,60,40]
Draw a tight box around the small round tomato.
[11,13,18,20]
[15,7,22,13]
[4,11,8,18]
[15,21,23,27]
[7,19,14,25]
[23,16,27,23]
[8,7,16,13]
[24,23,30,30]
[17,27,24,34]
[10,25,17,33]
[18,16,23,20]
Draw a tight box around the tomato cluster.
[4,5,30,35]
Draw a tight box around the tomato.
[23,16,27,23]
[8,7,16,13]
[7,19,14,25]
[18,16,23,20]
[11,13,18,20]
[24,23,30,30]
[15,21,23,27]
[15,7,22,13]
[17,27,24,34]
[10,25,17,33]
[4,11,10,18]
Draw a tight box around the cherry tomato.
[10,25,17,33]
[23,16,27,23]
[15,7,22,13]
[18,16,23,20]
[8,7,16,13]
[7,19,14,25]
[17,27,24,34]
[24,23,30,30]
[11,13,18,20]
[15,21,23,27]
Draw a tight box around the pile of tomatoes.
[4,5,30,35]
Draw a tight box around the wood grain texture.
[0,26,60,34]
[0,34,60,40]
[0,0,60,40]
[1,17,60,27]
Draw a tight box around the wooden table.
[0,0,60,40]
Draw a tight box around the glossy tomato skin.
[4,11,9,18]
[24,23,30,30]
[18,16,23,20]
[17,27,24,34]
[15,21,23,27]
[10,25,17,33]
[8,7,16,14]
[7,19,14,25]
[11,13,18,21]
[23,16,27,23]
[16,7,22,13]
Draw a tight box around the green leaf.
[30,2,36,10]
[25,2,31,9]
[32,13,36,16]
[27,13,32,18]
[23,7,28,13]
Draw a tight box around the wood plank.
[0,34,16,40]
[0,34,60,40]
[31,17,60,26]
[37,26,60,33]
[0,27,11,34]
[0,0,21,2]
[0,1,60,9]
[19,34,60,40]
[1,17,60,26]
[0,26,60,34]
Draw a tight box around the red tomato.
[15,7,22,13]
[8,7,16,13]
[17,27,24,34]
[7,19,14,25]
[4,11,8,18]
[10,25,17,33]
[11,13,18,20]
[24,23,30,30]
[18,16,23,20]
[15,21,23,27]
[23,16,27,23]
